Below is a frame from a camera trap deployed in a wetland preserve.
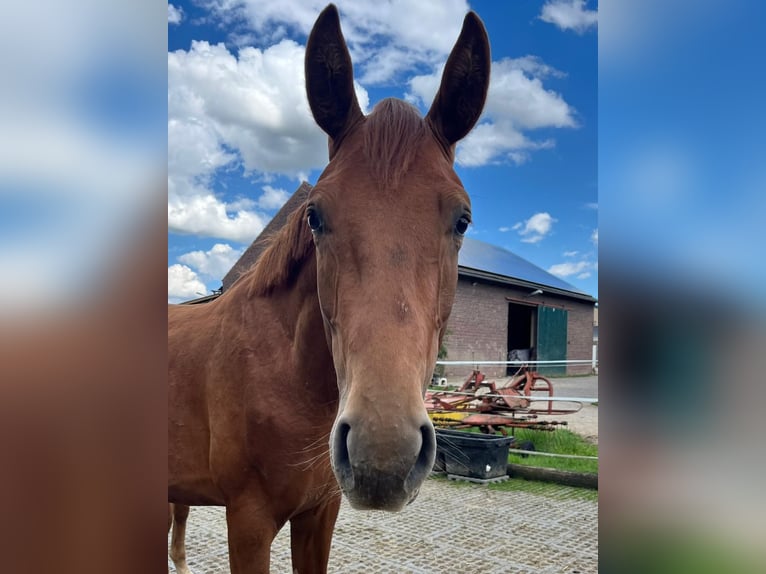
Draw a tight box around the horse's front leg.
[169,503,192,574]
[226,497,279,574]
[289,494,341,574]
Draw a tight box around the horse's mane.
[245,201,314,297]
[243,98,426,296]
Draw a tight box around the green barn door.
[536,306,568,376]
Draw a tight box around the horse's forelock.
[362,98,428,189]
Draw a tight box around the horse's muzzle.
[330,414,436,511]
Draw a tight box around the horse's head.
[305,4,490,510]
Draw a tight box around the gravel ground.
[170,478,597,573]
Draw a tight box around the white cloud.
[168,4,183,25]
[168,192,268,243]
[514,212,557,244]
[564,250,579,257]
[408,56,576,167]
[540,0,598,34]
[178,243,245,280]
[227,197,257,211]
[585,202,598,210]
[483,58,576,131]
[204,0,470,84]
[548,260,596,278]
[168,264,208,303]
[507,151,530,165]
[167,117,236,183]
[168,39,369,241]
[168,40,339,176]
[499,226,511,232]
[505,55,568,79]
[257,185,290,210]
[591,228,598,245]
[456,122,555,167]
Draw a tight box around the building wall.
[444,279,510,379]
[442,276,594,379]
[566,303,595,376]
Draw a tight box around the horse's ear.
[426,12,491,151]
[305,4,363,146]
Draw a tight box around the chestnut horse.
[168,4,490,573]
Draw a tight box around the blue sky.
[167,0,597,303]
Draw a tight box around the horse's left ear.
[305,4,363,150]
[426,12,491,151]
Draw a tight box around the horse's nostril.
[332,420,353,486]
[335,421,351,460]
[419,423,436,462]
[405,423,436,494]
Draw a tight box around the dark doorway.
[507,302,536,375]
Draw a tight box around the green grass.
[506,427,598,474]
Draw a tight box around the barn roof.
[459,238,596,302]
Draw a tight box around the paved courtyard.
[170,477,597,573]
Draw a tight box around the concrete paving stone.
[170,477,597,573]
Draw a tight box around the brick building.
[447,238,597,378]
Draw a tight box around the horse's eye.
[454,215,470,236]
[307,209,323,232]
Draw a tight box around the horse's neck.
[232,254,338,402]
[282,255,335,385]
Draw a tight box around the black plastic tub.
[434,428,514,480]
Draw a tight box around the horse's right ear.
[426,12,491,153]
[305,4,363,148]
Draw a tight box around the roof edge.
[459,266,597,303]
[177,293,221,305]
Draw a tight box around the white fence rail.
[435,359,595,365]
[434,390,598,404]
[507,448,598,461]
